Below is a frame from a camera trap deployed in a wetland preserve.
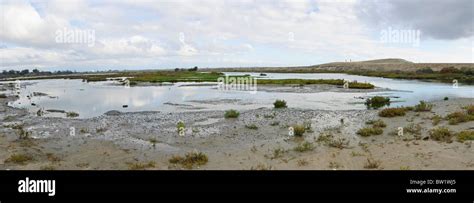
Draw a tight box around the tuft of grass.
[363,158,381,169]
[292,125,306,137]
[457,130,474,143]
[46,153,61,163]
[245,124,258,130]
[79,128,89,133]
[270,121,280,126]
[293,141,314,152]
[446,111,474,125]
[273,99,287,108]
[270,147,287,159]
[329,161,342,169]
[0,94,7,98]
[5,154,33,165]
[328,138,350,149]
[429,127,453,142]
[296,159,309,167]
[66,111,79,118]
[414,101,433,112]
[224,109,240,119]
[431,115,442,125]
[464,105,474,115]
[365,119,386,128]
[365,96,390,109]
[404,123,422,135]
[250,163,273,170]
[127,161,156,170]
[169,151,208,169]
[316,133,333,143]
[351,151,364,157]
[378,107,406,117]
[357,126,383,137]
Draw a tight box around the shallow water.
[3,72,473,118]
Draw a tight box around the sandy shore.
[0,82,473,170]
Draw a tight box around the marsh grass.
[365,96,390,109]
[224,109,240,119]
[292,125,306,137]
[5,154,33,165]
[357,127,383,137]
[431,115,442,125]
[245,124,258,130]
[365,119,386,128]
[446,111,474,125]
[457,130,474,142]
[363,158,381,169]
[429,127,452,142]
[378,107,406,117]
[66,111,79,118]
[293,141,314,152]
[127,161,156,170]
[169,151,208,169]
[258,79,374,89]
[414,101,433,112]
[273,99,287,108]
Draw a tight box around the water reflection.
[4,72,473,118]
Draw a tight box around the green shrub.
[364,158,381,169]
[293,141,314,152]
[457,130,474,142]
[357,127,383,137]
[414,101,433,112]
[5,154,33,165]
[365,119,386,128]
[378,107,406,117]
[66,111,79,118]
[444,97,449,101]
[273,99,287,108]
[446,111,473,125]
[224,109,240,118]
[404,123,422,135]
[465,105,474,115]
[365,96,390,109]
[245,124,258,130]
[127,161,155,170]
[292,125,306,137]
[429,127,452,142]
[431,115,442,125]
[169,151,208,169]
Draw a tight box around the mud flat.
[0,83,473,170]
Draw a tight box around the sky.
[0,0,473,71]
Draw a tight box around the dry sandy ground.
[0,83,473,170]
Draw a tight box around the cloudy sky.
[1,0,473,71]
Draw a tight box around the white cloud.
[0,0,472,70]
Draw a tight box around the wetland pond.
[3,72,474,118]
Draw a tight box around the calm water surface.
[3,72,473,118]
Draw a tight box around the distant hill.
[204,58,473,73]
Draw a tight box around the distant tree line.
[0,69,76,79]
[174,66,198,72]
[416,67,474,75]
